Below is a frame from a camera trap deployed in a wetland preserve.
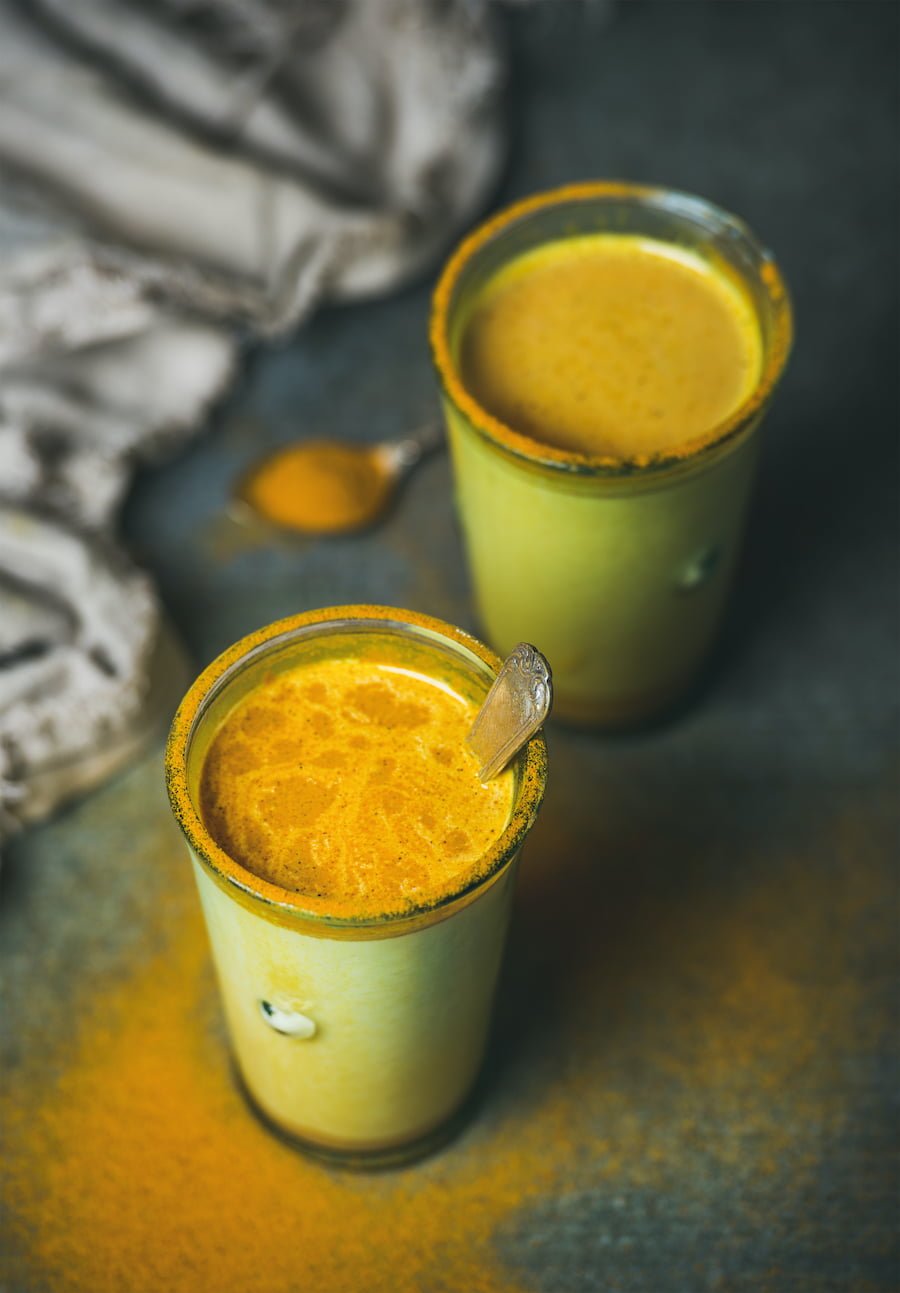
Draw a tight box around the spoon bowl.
[237,422,443,536]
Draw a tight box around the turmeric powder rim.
[165,605,547,936]
[430,180,793,479]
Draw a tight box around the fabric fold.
[0,0,506,852]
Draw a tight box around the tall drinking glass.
[165,606,547,1166]
[431,182,792,726]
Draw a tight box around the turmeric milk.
[168,608,546,1157]
[459,234,762,462]
[199,656,513,918]
[432,184,793,725]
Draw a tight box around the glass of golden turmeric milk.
[431,182,792,725]
[165,606,547,1166]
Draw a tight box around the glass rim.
[429,179,794,480]
[165,605,548,936]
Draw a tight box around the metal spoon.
[467,643,553,781]
[373,422,445,477]
[237,421,444,536]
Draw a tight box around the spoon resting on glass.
[467,643,552,781]
[236,422,444,536]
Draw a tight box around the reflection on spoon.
[237,423,443,536]
[467,643,553,782]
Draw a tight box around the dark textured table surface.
[2,4,898,1291]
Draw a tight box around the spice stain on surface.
[1,911,557,1293]
[2,739,896,1293]
[2,784,895,1293]
[196,504,293,564]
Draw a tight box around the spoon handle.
[381,422,445,472]
[467,643,552,781]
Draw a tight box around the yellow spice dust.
[1,909,566,1293]
[1,769,889,1293]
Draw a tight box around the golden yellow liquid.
[199,656,513,919]
[459,234,762,461]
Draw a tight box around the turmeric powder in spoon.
[238,426,441,536]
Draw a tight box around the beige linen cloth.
[0,0,505,846]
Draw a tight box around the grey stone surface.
[2,3,897,1290]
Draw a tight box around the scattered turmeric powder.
[1,757,894,1292]
[239,440,395,534]
[0,907,564,1293]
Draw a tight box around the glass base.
[551,668,699,730]
[233,1065,473,1171]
